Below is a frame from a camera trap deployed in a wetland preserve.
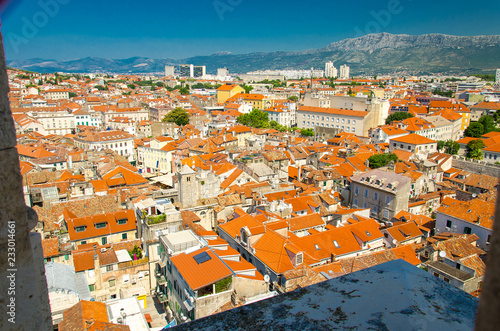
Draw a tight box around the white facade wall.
[435,212,493,250]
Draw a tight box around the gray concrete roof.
[45,262,91,300]
[172,259,478,330]
[350,169,411,192]
[428,261,474,282]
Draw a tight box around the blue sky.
[1,0,499,60]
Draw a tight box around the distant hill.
[7,33,500,75]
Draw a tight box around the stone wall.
[452,156,500,178]
[0,33,53,330]
[233,277,269,300]
[195,289,233,319]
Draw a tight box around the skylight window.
[315,244,320,250]
[193,251,211,264]
[365,231,372,237]
[333,240,340,248]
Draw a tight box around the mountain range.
[7,33,500,75]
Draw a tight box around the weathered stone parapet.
[0,32,52,330]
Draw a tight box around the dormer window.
[75,226,86,232]
[296,252,303,265]
[95,222,107,229]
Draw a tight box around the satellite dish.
[439,251,447,258]
[264,275,270,283]
[392,239,397,245]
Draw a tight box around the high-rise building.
[193,66,206,78]
[496,69,500,85]
[165,65,175,77]
[217,68,229,77]
[179,64,192,77]
[179,64,206,78]
[339,65,350,79]
[325,62,338,78]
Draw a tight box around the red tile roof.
[170,247,233,290]
[66,209,136,241]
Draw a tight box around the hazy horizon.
[2,0,499,61]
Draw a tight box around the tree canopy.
[478,115,497,134]
[300,128,314,137]
[437,140,460,155]
[237,109,269,128]
[385,112,413,124]
[466,139,486,160]
[432,89,454,98]
[288,95,299,102]
[464,122,484,138]
[242,84,254,93]
[179,86,190,95]
[368,153,398,169]
[95,85,107,91]
[162,107,189,126]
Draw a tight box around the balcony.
[157,292,168,303]
[156,273,167,286]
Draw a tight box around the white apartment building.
[74,109,102,128]
[264,102,296,127]
[339,65,350,79]
[22,107,75,135]
[389,133,438,155]
[325,62,338,78]
[217,68,229,77]
[297,106,369,135]
[139,137,176,174]
[73,130,135,161]
[101,107,150,126]
[44,89,69,100]
[165,65,175,77]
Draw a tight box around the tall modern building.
[193,66,206,78]
[179,64,206,78]
[325,62,338,78]
[217,68,229,77]
[340,65,350,79]
[165,65,175,77]
[496,69,500,86]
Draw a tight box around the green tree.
[128,245,143,260]
[368,153,398,169]
[127,83,136,89]
[237,109,269,128]
[95,85,107,91]
[288,95,298,102]
[464,122,484,138]
[385,112,414,124]
[437,140,446,151]
[179,86,190,95]
[493,110,500,123]
[439,140,460,155]
[155,82,165,88]
[478,115,497,134]
[466,139,486,160]
[300,128,314,137]
[162,107,189,126]
[242,85,253,93]
[68,92,77,98]
[432,89,454,98]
